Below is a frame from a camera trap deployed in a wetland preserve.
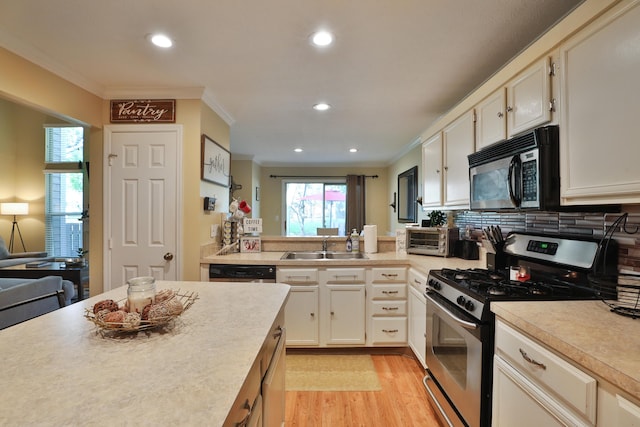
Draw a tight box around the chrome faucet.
[322,237,329,252]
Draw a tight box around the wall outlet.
[210,224,220,238]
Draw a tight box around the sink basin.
[324,252,367,259]
[281,251,326,260]
[281,251,367,260]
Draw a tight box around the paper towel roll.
[363,225,378,253]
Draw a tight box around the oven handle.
[424,291,479,330]
[423,375,454,427]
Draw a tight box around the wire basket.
[589,213,640,319]
[84,290,199,333]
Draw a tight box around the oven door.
[425,291,484,427]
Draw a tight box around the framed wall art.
[201,134,230,187]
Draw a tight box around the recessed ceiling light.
[313,103,331,111]
[294,148,303,153]
[350,148,358,153]
[311,30,334,47]
[149,33,173,48]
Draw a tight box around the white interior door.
[104,125,182,290]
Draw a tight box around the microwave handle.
[508,155,522,207]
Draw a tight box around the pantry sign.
[110,99,176,123]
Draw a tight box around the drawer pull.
[273,326,283,339]
[382,329,399,333]
[382,306,399,311]
[333,274,358,280]
[382,273,399,278]
[382,290,399,295]
[286,275,310,281]
[236,399,252,427]
[519,348,546,370]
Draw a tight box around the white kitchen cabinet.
[476,56,553,150]
[323,268,366,346]
[442,110,475,208]
[421,110,474,209]
[368,267,407,346]
[559,0,640,205]
[421,132,443,207]
[277,268,319,346]
[408,268,427,369]
[493,319,597,426]
[598,384,640,427]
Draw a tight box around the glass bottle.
[127,276,156,314]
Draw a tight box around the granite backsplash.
[452,206,640,273]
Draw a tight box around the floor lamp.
[1,202,29,253]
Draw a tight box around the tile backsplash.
[453,207,640,273]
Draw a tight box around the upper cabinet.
[476,57,554,150]
[421,132,443,207]
[559,0,640,205]
[422,110,474,209]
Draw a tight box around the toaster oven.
[406,227,459,257]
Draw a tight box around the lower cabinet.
[494,318,640,427]
[408,284,427,369]
[225,309,285,427]
[278,265,407,348]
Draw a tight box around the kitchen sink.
[281,251,367,260]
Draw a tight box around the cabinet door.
[285,286,319,346]
[559,0,640,205]
[443,110,474,207]
[506,56,552,137]
[421,132,443,207]
[326,284,365,345]
[408,286,427,369]
[476,87,507,150]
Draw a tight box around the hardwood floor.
[285,353,443,427]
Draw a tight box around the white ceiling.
[0,0,583,166]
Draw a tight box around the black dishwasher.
[209,264,276,282]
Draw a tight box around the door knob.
[164,252,174,261]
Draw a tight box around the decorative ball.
[140,304,153,320]
[93,299,119,314]
[123,312,141,328]
[103,310,126,326]
[162,298,184,316]
[95,309,112,322]
[147,304,170,321]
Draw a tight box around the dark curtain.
[346,174,365,233]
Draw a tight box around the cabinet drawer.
[276,268,318,284]
[371,300,407,316]
[325,268,366,283]
[408,269,428,292]
[371,267,406,282]
[371,317,407,344]
[495,320,596,424]
[371,283,407,299]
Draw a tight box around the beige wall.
[258,166,389,236]
[387,144,428,233]
[0,99,67,251]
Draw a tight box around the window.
[284,182,346,236]
[44,126,85,257]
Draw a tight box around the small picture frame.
[201,134,230,187]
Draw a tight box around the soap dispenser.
[351,228,360,252]
[346,233,353,252]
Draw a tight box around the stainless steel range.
[422,231,617,427]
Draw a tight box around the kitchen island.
[0,280,290,426]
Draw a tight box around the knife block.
[486,243,509,274]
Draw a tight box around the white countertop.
[201,251,484,276]
[492,300,640,401]
[0,281,290,426]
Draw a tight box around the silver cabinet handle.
[497,111,504,118]
[382,306,399,311]
[382,273,398,279]
[506,106,513,112]
[519,348,546,370]
[382,290,399,295]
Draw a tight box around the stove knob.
[465,300,475,312]
[429,279,441,290]
[456,295,466,306]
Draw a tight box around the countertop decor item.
[84,289,198,335]
[426,210,447,227]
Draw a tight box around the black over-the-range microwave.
[467,125,560,211]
